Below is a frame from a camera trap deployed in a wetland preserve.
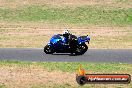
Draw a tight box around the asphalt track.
[0,48,132,63]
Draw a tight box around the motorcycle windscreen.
[50,34,66,44]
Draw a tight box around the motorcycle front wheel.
[44,45,54,54]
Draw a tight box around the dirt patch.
[0,0,131,8]
[0,65,76,88]
[0,22,131,48]
[0,63,131,88]
[0,22,131,37]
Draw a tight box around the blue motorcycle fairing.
[78,36,90,44]
[47,42,51,45]
[49,34,68,50]
[50,34,66,44]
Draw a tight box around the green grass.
[0,60,132,73]
[0,85,5,88]
[0,60,132,88]
[0,5,132,26]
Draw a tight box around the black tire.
[44,45,54,54]
[75,44,88,55]
[76,76,87,85]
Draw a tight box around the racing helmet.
[63,29,70,34]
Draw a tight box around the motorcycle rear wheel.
[75,44,88,55]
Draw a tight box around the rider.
[63,29,78,53]
[63,29,71,45]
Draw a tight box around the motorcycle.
[44,34,90,55]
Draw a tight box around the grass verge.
[0,60,132,73]
[0,60,131,88]
[0,5,132,26]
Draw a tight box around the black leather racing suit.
[63,34,78,53]
[63,33,70,44]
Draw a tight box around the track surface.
[0,48,132,63]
